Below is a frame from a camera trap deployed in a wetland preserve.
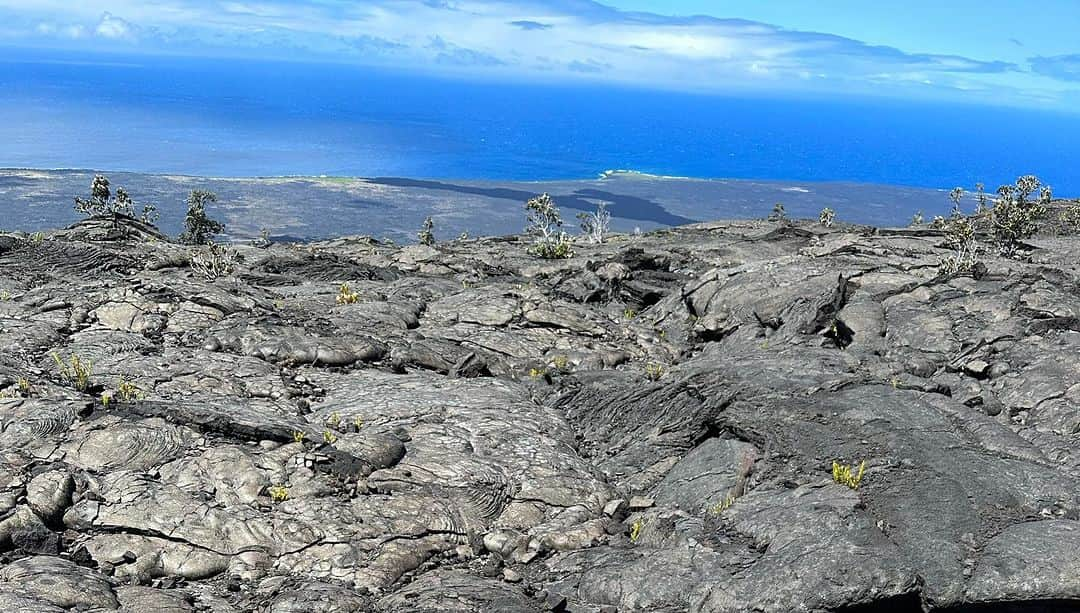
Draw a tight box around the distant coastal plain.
[1,169,952,243]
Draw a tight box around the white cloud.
[95,12,133,39]
[0,0,1071,104]
[35,21,86,39]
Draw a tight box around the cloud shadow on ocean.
[365,178,698,226]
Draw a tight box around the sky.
[2,0,1080,109]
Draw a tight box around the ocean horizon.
[3,48,1080,195]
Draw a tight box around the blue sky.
[3,0,1080,108]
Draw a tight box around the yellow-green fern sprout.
[832,460,867,490]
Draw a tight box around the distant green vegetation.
[935,174,1056,273]
[306,176,358,185]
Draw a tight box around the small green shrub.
[73,175,158,228]
[525,193,573,259]
[949,187,965,216]
[990,175,1051,256]
[140,204,160,225]
[818,207,836,228]
[974,182,990,214]
[251,228,272,248]
[1060,201,1080,230]
[644,363,665,381]
[417,216,436,246]
[179,190,225,245]
[939,212,980,274]
[190,243,237,281]
[768,203,787,221]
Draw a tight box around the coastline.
[0,168,955,242]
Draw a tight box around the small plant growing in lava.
[51,352,93,392]
[336,283,360,305]
[251,228,272,248]
[551,355,570,372]
[768,203,787,222]
[115,378,143,402]
[577,202,611,244]
[268,485,289,503]
[709,495,738,515]
[73,174,159,231]
[179,190,226,245]
[949,187,965,216]
[190,243,237,281]
[832,460,866,490]
[417,216,436,246]
[974,183,990,214]
[818,207,836,228]
[1060,200,1080,230]
[990,175,1051,256]
[939,211,980,275]
[525,193,573,259]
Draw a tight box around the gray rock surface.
[0,214,1079,611]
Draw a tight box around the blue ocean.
[2,49,1079,194]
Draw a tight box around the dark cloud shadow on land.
[365,178,699,226]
